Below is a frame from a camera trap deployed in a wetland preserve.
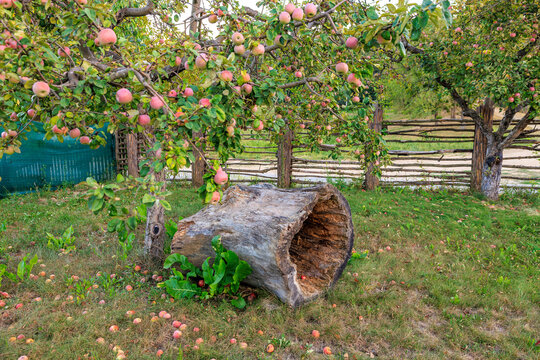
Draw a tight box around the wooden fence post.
[471,98,494,192]
[126,133,139,177]
[191,133,205,188]
[277,123,294,188]
[364,103,383,190]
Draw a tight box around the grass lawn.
[0,183,538,359]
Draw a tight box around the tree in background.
[0,0,446,257]
[400,0,539,199]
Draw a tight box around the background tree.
[398,0,539,199]
[0,0,446,257]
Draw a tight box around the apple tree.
[398,0,539,199]
[0,0,447,258]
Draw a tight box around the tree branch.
[401,37,492,138]
[499,107,536,150]
[278,77,322,89]
[116,0,154,25]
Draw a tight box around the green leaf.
[211,259,226,286]
[83,8,96,21]
[164,278,201,299]
[230,297,246,309]
[90,197,105,212]
[164,253,187,269]
[142,193,156,204]
[17,259,25,280]
[126,217,137,230]
[160,200,172,211]
[366,6,379,20]
[202,258,214,285]
[233,261,252,283]
[116,174,125,183]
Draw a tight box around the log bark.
[171,184,354,307]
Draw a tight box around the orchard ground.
[1,183,539,359]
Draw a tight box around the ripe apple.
[242,84,252,94]
[184,87,194,97]
[311,330,320,338]
[96,28,117,46]
[168,90,177,97]
[116,88,133,104]
[335,62,348,74]
[195,54,208,69]
[279,11,291,24]
[323,346,332,355]
[32,81,50,97]
[230,338,237,344]
[266,344,274,353]
[57,46,71,57]
[1,0,14,9]
[195,337,203,344]
[138,114,151,125]
[199,98,211,107]
[234,44,246,55]
[252,44,265,55]
[214,167,228,185]
[305,3,317,17]
[352,96,360,103]
[109,325,119,332]
[220,70,233,82]
[231,32,244,45]
[346,36,358,49]
[285,3,295,14]
[173,330,182,339]
[69,128,81,138]
[292,8,303,21]
[208,14,218,23]
[149,96,164,110]
[211,191,221,204]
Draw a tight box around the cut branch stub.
[171,184,354,307]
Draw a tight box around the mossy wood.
[171,184,354,307]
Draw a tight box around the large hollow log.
[171,184,354,307]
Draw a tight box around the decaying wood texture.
[171,184,354,307]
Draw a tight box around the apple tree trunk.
[171,184,355,307]
[481,144,503,200]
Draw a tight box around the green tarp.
[0,122,115,197]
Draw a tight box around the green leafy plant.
[0,264,16,287]
[46,225,76,252]
[16,254,38,282]
[0,221,6,233]
[269,334,291,349]
[117,230,135,262]
[161,235,252,308]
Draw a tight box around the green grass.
[0,183,539,359]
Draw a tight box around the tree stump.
[171,184,354,307]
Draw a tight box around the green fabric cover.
[0,122,115,197]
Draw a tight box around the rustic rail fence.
[115,107,540,190]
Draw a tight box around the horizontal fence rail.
[115,112,540,190]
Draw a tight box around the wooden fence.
[116,107,540,190]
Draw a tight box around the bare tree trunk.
[143,136,167,260]
[144,199,165,260]
[480,144,503,200]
